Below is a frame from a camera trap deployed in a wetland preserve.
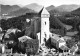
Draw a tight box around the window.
[44,38,46,42]
[44,32,47,37]
[45,34,47,37]
[45,22,46,25]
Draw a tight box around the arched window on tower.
[45,22,46,25]
[44,32,47,37]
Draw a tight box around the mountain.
[47,4,80,14]
[24,3,43,13]
[1,3,43,17]
[73,7,80,12]
[18,4,24,7]
[55,4,80,12]
[48,4,80,17]
[1,4,20,15]
[8,8,36,16]
[46,5,55,11]
[71,7,80,16]
[10,5,21,11]
[64,7,80,17]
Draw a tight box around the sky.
[0,0,80,7]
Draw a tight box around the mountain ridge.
[46,5,55,11]
[23,3,43,13]
[1,4,21,15]
[46,4,80,12]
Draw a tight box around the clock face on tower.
[41,14,50,18]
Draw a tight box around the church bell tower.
[41,8,50,45]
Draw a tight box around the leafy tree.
[66,39,76,48]
[0,19,8,30]
[50,15,62,29]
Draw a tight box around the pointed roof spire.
[41,7,50,15]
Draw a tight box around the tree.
[0,19,8,30]
[66,39,76,48]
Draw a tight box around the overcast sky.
[0,0,80,7]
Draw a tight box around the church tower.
[41,8,50,45]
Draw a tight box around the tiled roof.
[18,36,32,42]
[51,33,65,42]
[60,46,69,50]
